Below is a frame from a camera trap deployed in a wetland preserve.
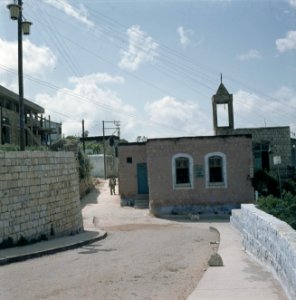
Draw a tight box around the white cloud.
[119,25,159,71]
[276,31,296,52]
[0,38,56,75]
[289,0,296,9]
[44,0,93,28]
[69,73,125,85]
[233,88,296,133]
[35,75,136,139]
[144,96,211,137]
[238,49,262,60]
[177,26,194,48]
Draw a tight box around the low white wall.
[231,204,296,300]
[88,154,118,178]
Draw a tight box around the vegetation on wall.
[0,144,48,151]
[78,150,92,180]
[50,138,93,197]
[253,170,296,230]
[257,192,296,230]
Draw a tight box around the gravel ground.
[0,180,219,300]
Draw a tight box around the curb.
[0,230,107,266]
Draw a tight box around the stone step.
[134,197,149,209]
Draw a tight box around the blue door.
[137,163,149,194]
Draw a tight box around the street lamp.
[7,0,32,150]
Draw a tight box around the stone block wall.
[0,151,83,245]
[234,127,292,169]
[231,204,296,300]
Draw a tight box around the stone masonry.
[231,204,296,300]
[0,151,83,244]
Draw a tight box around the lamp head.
[7,3,21,20]
[22,21,32,35]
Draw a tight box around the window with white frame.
[205,152,227,188]
[172,154,193,189]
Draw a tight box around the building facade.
[0,85,61,147]
[119,135,254,216]
[212,82,296,178]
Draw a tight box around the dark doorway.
[137,163,149,194]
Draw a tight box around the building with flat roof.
[0,85,61,147]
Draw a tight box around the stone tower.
[212,80,234,135]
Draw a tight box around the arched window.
[209,156,223,183]
[172,154,193,189]
[205,152,227,188]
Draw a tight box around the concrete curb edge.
[0,231,107,266]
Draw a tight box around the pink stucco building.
[118,134,254,216]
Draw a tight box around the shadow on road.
[81,186,100,209]
[78,244,117,255]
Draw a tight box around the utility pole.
[82,119,85,153]
[102,121,106,179]
[18,1,25,150]
[102,120,120,179]
[7,0,32,150]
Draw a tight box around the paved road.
[0,180,218,300]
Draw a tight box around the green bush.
[78,150,92,179]
[257,192,296,230]
[252,170,279,197]
[0,144,20,151]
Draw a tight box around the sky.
[1,0,296,141]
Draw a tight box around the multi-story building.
[0,85,61,147]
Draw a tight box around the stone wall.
[234,127,292,169]
[231,204,296,300]
[0,151,83,245]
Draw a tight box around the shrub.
[252,170,279,197]
[78,150,92,180]
[257,192,296,230]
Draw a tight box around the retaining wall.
[0,151,83,245]
[231,204,296,300]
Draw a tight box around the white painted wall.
[88,154,117,178]
[231,204,296,300]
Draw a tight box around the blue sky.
[1,0,296,141]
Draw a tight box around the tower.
[212,77,234,135]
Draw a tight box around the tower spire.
[220,73,223,84]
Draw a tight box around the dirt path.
[0,180,219,300]
[80,179,219,300]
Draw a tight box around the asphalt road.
[0,180,218,300]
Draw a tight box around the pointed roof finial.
[220,73,223,84]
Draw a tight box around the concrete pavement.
[0,229,107,266]
[187,223,288,300]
